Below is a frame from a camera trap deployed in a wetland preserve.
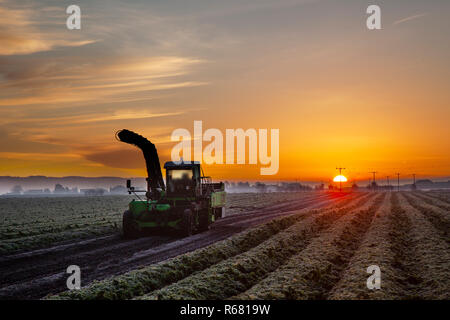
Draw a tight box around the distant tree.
[315,184,324,191]
[352,183,359,190]
[54,184,67,193]
[255,182,267,193]
[11,185,23,194]
[238,182,250,188]
[416,179,433,185]
[110,185,127,194]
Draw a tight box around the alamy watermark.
[66,5,81,30]
[367,265,381,290]
[367,5,382,30]
[66,265,81,290]
[171,121,279,175]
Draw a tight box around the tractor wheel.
[123,210,140,239]
[180,208,194,237]
[214,207,223,220]
[198,209,210,232]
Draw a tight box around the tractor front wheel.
[123,210,140,239]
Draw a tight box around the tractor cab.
[164,161,201,197]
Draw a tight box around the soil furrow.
[327,193,415,299]
[424,192,450,205]
[408,192,450,211]
[234,193,384,299]
[402,193,450,244]
[391,193,449,299]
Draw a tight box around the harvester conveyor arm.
[116,129,166,194]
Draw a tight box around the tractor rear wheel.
[180,208,194,237]
[198,209,210,232]
[123,210,140,239]
[214,207,223,220]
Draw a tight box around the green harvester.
[116,129,226,238]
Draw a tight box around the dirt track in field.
[0,192,341,300]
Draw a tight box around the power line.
[336,167,345,192]
[369,171,377,191]
[412,173,417,191]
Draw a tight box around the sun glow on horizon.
[333,175,348,182]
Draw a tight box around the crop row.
[391,193,449,298]
[330,192,449,299]
[230,193,385,299]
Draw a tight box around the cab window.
[167,169,194,194]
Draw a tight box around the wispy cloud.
[3,110,185,126]
[0,1,98,55]
[0,151,81,160]
[393,13,428,25]
[0,56,205,106]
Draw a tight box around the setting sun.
[333,175,348,182]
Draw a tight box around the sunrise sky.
[1,0,449,183]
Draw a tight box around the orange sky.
[1,0,449,183]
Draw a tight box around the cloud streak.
[0,56,205,106]
[0,1,98,55]
[393,13,428,25]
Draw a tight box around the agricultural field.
[46,191,449,300]
[0,196,132,255]
[0,191,448,300]
[0,192,313,255]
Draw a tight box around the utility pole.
[386,176,390,191]
[336,167,345,192]
[396,173,400,192]
[369,171,377,191]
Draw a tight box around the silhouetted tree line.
[224,181,312,193]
